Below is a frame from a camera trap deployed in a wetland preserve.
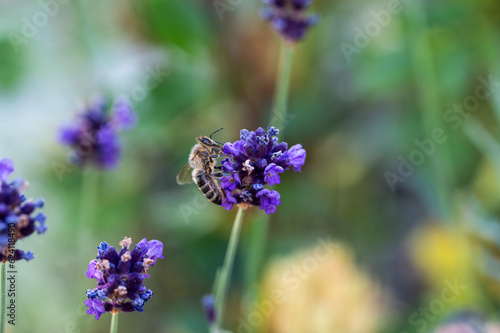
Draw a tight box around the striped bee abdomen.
[193,169,223,205]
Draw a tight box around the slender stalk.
[75,0,98,65]
[214,207,245,329]
[0,263,5,333]
[75,0,103,93]
[242,214,267,312]
[464,119,500,181]
[79,169,99,228]
[475,10,500,122]
[109,312,119,333]
[74,170,99,329]
[270,41,295,134]
[76,170,99,271]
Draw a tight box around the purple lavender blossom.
[261,0,319,42]
[220,127,305,214]
[58,98,136,170]
[85,237,164,319]
[201,294,216,326]
[264,163,284,186]
[0,158,47,262]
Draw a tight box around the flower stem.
[270,41,294,135]
[0,263,5,333]
[242,213,267,312]
[75,0,98,65]
[214,206,245,329]
[109,312,119,333]
[79,169,99,228]
[76,170,99,268]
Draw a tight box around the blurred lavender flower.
[220,127,305,214]
[85,237,164,320]
[59,98,136,170]
[0,158,47,262]
[201,294,216,326]
[261,0,319,42]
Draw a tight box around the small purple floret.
[0,159,14,184]
[112,99,137,130]
[144,239,165,266]
[85,297,105,320]
[264,163,284,186]
[287,144,306,172]
[257,189,281,214]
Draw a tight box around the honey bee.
[176,128,226,205]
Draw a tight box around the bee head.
[197,128,224,147]
[197,136,219,147]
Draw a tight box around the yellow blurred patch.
[252,240,384,333]
[408,222,480,307]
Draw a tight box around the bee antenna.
[210,128,224,139]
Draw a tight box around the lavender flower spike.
[261,0,319,42]
[220,127,306,214]
[58,97,136,170]
[201,294,217,326]
[85,237,164,320]
[0,158,47,262]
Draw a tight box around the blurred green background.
[2,0,500,332]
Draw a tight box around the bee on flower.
[220,126,306,214]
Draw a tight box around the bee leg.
[214,166,237,173]
[210,148,221,155]
[210,147,226,157]
[211,172,224,178]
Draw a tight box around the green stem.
[109,312,119,333]
[75,0,98,64]
[76,170,99,265]
[476,13,500,127]
[270,42,294,134]
[214,207,245,329]
[1,263,5,333]
[242,214,267,312]
[79,169,99,227]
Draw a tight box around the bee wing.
[176,163,194,185]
